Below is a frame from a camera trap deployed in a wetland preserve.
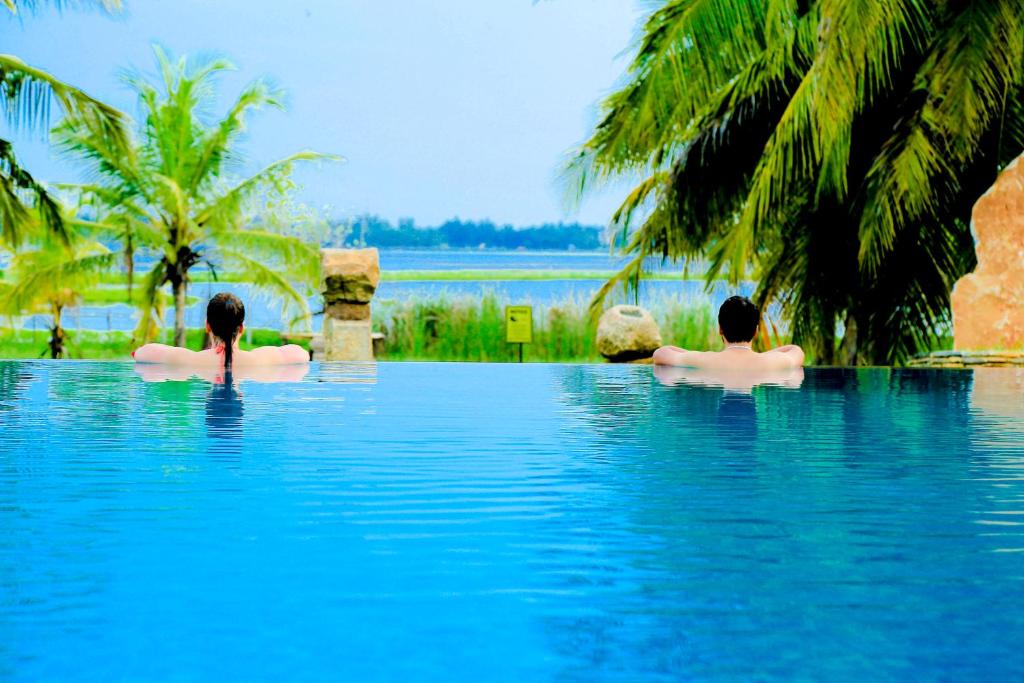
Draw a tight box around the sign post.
[505,305,533,363]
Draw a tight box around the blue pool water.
[2,362,1023,681]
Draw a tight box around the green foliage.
[55,46,338,346]
[0,212,118,356]
[0,0,128,248]
[569,0,1024,365]
[373,292,718,362]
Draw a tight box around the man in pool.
[133,292,309,368]
[652,295,805,370]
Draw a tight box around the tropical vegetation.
[56,46,335,346]
[0,0,128,249]
[0,212,115,357]
[569,0,1024,364]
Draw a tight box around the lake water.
[2,362,1023,680]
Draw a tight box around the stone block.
[323,318,374,361]
[321,248,381,304]
[596,305,663,362]
[952,153,1024,350]
[326,302,371,321]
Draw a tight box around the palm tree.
[568,0,1024,365]
[56,46,336,346]
[0,0,128,248]
[0,223,116,358]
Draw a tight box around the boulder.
[322,248,380,304]
[951,153,1024,350]
[596,305,663,362]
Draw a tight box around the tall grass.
[373,291,720,362]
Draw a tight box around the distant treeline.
[325,216,606,250]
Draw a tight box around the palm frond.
[195,151,339,231]
[858,0,1024,268]
[216,248,313,331]
[0,54,128,156]
[210,228,319,285]
[2,246,115,314]
[5,1,122,14]
[131,259,167,344]
[0,138,63,246]
[566,0,770,189]
[186,79,284,193]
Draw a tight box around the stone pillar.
[321,248,380,361]
[951,154,1024,351]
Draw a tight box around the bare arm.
[652,345,711,368]
[133,343,204,365]
[239,344,309,366]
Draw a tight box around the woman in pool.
[133,292,309,367]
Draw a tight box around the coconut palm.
[569,0,1024,365]
[56,47,335,346]
[0,222,116,358]
[0,0,128,248]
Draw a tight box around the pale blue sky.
[1,0,640,227]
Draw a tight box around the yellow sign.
[505,305,533,344]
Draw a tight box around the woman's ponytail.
[206,292,245,369]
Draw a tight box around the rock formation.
[951,154,1024,351]
[321,248,380,361]
[596,305,663,362]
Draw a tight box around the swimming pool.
[2,361,1022,681]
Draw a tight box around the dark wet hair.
[207,292,245,368]
[718,296,760,343]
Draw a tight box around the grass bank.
[0,328,297,360]
[372,292,721,362]
[80,287,197,307]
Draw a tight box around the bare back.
[133,343,309,367]
[652,344,805,371]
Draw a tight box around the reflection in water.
[133,363,310,458]
[653,364,804,450]
[549,366,1024,679]
[967,368,1024,555]
[205,372,244,453]
[318,361,378,384]
[653,363,805,392]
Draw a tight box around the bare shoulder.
[238,344,309,366]
[133,343,207,365]
[653,345,712,368]
[762,344,806,368]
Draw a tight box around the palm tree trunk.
[49,304,65,359]
[172,278,187,347]
[838,313,859,366]
[124,236,134,303]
